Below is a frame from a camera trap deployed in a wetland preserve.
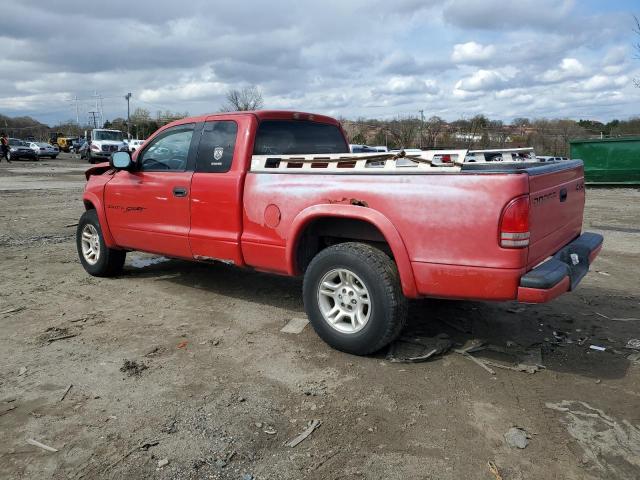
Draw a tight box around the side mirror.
[111,151,133,170]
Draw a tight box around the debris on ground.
[628,352,640,363]
[455,348,496,375]
[263,426,277,435]
[119,359,148,376]
[145,346,161,357]
[280,317,309,334]
[162,417,178,434]
[26,438,59,453]
[589,345,606,352]
[18,366,27,376]
[387,333,453,362]
[625,339,640,350]
[487,460,503,480]
[1,306,25,315]
[157,458,169,468]
[40,326,78,344]
[59,384,72,402]
[504,426,530,449]
[0,405,17,416]
[480,345,545,374]
[242,474,254,480]
[177,340,188,349]
[285,419,322,447]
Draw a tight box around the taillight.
[499,195,530,248]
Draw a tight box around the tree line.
[340,116,640,156]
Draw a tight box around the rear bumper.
[517,232,603,303]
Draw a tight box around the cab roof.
[166,110,341,129]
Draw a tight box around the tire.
[52,155,57,159]
[76,210,126,277]
[303,242,407,355]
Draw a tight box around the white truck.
[85,129,128,164]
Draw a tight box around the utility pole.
[88,111,99,129]
[418,109,425,149]
[125,92,132,139]
[74,95,80,125]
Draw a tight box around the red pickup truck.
[77,110,603,355]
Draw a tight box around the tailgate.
[527,161,585,268]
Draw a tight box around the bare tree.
[421,116,445,148]
[220,86,264,112]
[387,116,420,149]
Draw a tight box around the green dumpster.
[569,137,640,184]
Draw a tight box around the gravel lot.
[1,154,639,480]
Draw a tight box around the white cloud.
[581,75,628,92]
[451,42,496,63]
[454,69,512,92]
[540,58,588,83]
[376,76,439,95]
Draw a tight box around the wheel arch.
[82,191,117,248]
[286,204,418,297]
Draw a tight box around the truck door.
[104,123,198,259]
[189,118,245,265]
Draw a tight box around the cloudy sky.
[1,0,639,125]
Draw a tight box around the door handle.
[173,186,188,197]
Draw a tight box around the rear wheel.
[303,242,407,355]
[76,210,126,277]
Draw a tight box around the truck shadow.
[124,258,636,380]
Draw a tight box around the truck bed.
[242,157,586,301]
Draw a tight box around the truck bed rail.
[250,148,541,174]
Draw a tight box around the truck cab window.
[196,121,238,173]
[253,120,349,155]
[139,127,194,172]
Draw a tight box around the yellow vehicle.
[56,137,78,152]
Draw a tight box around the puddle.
[546,400,640,477]
[129,256,171,268]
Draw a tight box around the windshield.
[93,130,123,141]
[9,139,25,146]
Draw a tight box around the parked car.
[537,156,569,162]
[76,110,602,356]
[350,144,383,153]
[71,138,86,154]
[8,138,38,161]
[28,142,59,159]
[126,139,145,152]
[77,141,89,159]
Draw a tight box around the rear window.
[253,120,348,155]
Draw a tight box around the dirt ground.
[1,154,639,480]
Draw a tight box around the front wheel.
[76,210,126,277]
[303,242,407,355]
